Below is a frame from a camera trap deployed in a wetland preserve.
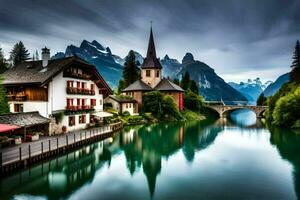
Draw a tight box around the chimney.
[42,47,50,67]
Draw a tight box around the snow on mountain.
[228,78,273,103]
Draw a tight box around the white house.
[2,47,113,135]
[105,95,138,115]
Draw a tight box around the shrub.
[183,90,204,112]
[127,116,144,124]
[52,112,64,124]
[122,111,131,116]
[142,91,182,120]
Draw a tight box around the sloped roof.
[122,80,153,92]
[155,78,184,92]
[3,57,82,85]
[0,112,49,127]
[2,56,113,95]
[141,27,163,69]
[108,95,137,103]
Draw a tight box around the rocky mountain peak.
[182,53,194,64]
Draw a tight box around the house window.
[14,104,23,112]
[79,115,86,124]
[99,99,103,105]
[77,81,81,88]
[90,115,95,123]
[91,99,96,106]
[81,82,86,89]
[146,70,151,77]
[156,70,160,77]
[90,84,95,91]
[67,98,73,108]
[69,116,75,126]
[67,80,73,88]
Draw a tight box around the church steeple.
[146,26,157,59]
[141,25,162,69]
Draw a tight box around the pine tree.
[0,76,9,114]
[290,40,300,83]
[173,78,180,85]
[35,50,39,60]
[190,80,199,94]
[9,41,30,66]
[181,71,190,90]
[123,50,140,87]
[0,47,8,74]
[32,53,35,61]
[117,79,126,94]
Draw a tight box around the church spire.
[141,24,162,69]
[146,24,157,59]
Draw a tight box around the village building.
[2,48,113,135]
[105,95,138,115]
[121,27,184,112]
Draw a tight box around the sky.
[0,0,299,83]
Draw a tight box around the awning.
[95,111,113,118]
[0,124,20,133]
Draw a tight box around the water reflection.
[0,111,300,200]
[269,127,300,199]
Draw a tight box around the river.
[0,110,299,200]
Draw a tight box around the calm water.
[1,110,300,200]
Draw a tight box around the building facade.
[3,48,113,134]
[122,27,184,111]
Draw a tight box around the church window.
[146,70,151,77]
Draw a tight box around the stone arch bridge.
[206,101,268,118]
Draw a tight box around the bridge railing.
[205,101,249,106]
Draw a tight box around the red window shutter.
[82,82,85,89]
[77,99,80,106]
[77,81,80,88]
[67,99,70,107]
[91,84,94,91]
[82,99,85,106]
[67,81,70,87]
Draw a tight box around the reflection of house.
[2,48,113,134]
[105,95,138,115]
[122,27,184,112]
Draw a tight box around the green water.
[0,110,300,200]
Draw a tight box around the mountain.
[160,55,182,79]
[52,41,247,101]
[178,53,247,102]
[52,40,123,88]
[228,78,273,103]
[263,73,290,97]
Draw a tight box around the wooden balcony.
[66,87,95,95]
[6,94,27,101]
[63,71,92,80]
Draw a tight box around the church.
[121,27,184,113]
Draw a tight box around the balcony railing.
[65,105,95,115]
[64,71,92,80]
[66,87,95,95]
[6,94,27,101]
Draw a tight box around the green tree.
[181,71,190,90]
[257,93,267,106]
[9,41,30,66]
[189,80,199,94]
[290,40,300,83]
[0,76,9,114]
[123,50,140,87]
[117,79,126,94]
[0,47,8,74]
[35,50,39,60]
[173,78,180,85]
[142,91,182,120]
[272,92,300,128]
[183,90,204,111]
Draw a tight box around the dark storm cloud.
[0,0,299,82]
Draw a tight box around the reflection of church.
[120,121,219,197]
